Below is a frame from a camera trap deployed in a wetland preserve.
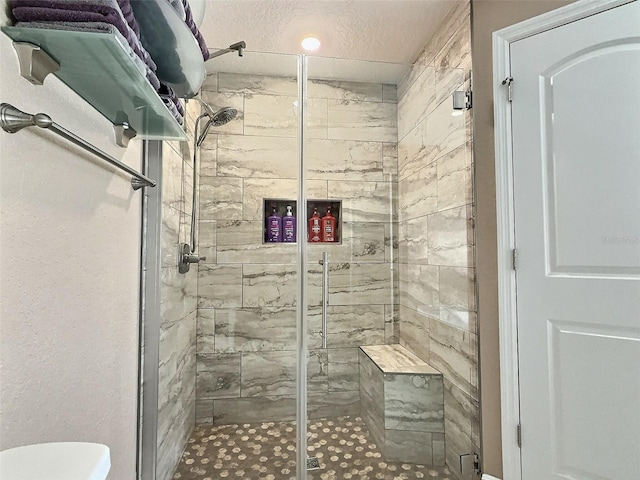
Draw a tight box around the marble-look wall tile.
[382,84,397,103]
[427,206,472,267]
[244,95,327,139]
[384,373,444,433]
[307,349,329,392]
[306,222,386,263]
[435,67,465,111]
[397,99,465,181]
[435,16,471,75]
[398,305,430,364]
[214,307,296,352]
[199,176,243,221]
[385,221,399,264]
[398,216,430,265]
[197,220,217,264]
[308,390,360,419]
[199,90,245,135]
[196,308,215,354]
[429,319,472,398]
[359,349,385,448]
[241,350,296,397]
[328,100,397,142]
[309,78,383,102]
[160,267,197,329]
[327,180,394,223]
[243,263,298,307]
[157,310,196,480]
[217,220,296,264]
[443,378,478,477]
[329,263,392,306]
[182,162,194,217]
[399,161,437,221]
[162,145,184,212]
[384,429,434,465]
[385,304,399,344]
[196,352,241,399]
[382,142,398,178]
[199,141,217,176]
[218,72,297,97]
[439,267,476,332]
[399,263,439,315]
[437,144,470,212]
[243,178,328,220]
[397,66,436,141]
[213,396,296,424]
[415,0,470,67]
[198,264,243,308]
[217,134,297,179]
[308,304,385,348]
[327,348,360,391]
[161,205,180,267]
[195,399,214,425]
[307,138,383,181]
[201,73,218,92]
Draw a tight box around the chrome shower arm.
[207,41,246,60]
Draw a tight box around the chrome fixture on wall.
[207,41,246,60]
[452,90,472,110]
[0,102,154,190]
[179,99,238,274]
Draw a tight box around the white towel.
[482,475,502,480]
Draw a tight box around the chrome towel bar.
[0,103,156,190]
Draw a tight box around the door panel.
[510,2,640,479]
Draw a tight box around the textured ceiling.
[199,0,459,65]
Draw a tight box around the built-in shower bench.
[358,344,445,465]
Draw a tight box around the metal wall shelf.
[2,26,188,142]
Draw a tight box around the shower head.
[196,106,237,147]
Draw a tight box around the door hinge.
[517,424,522,448]
[512,248,517,270]
[502,76,513,102]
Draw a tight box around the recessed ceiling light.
[301,36,321,52]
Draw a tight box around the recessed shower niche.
[262,199,342,244]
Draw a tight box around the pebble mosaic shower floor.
[173,416,453,480]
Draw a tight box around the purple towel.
[12,1,156,72]
[158,83,185,118]
[115,0,139,38]
[181,0,209,61]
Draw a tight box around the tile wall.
[156,101,201,480]
[194,72,399,425]
[396,1,479,478]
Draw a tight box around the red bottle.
[308,208,322,242]
[321,207,336,242]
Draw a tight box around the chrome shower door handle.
[320,251,329,349]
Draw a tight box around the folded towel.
[115,0,139,37]
[158,83,185,117]
[161,96,184,126]
[182,0,209,60]
[15,20,160,90]
[12,0,156,72]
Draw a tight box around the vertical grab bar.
[320,251,329,349]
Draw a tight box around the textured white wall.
[0,4,142,478]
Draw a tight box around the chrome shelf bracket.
[114,122,137,148]
[12,41,60,85]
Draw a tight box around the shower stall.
[141,15,478,478]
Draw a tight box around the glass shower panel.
[162,50,302,480]
[304,55,429,480]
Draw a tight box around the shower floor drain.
[306,457,320,470]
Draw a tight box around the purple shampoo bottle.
[283,205,297,243]
[267,206,282,242]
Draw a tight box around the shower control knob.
[178,243,205,274]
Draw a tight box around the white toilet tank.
[0,442,110,480]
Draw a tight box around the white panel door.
[510,1,640,479]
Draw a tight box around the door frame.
[492,1,635,478]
